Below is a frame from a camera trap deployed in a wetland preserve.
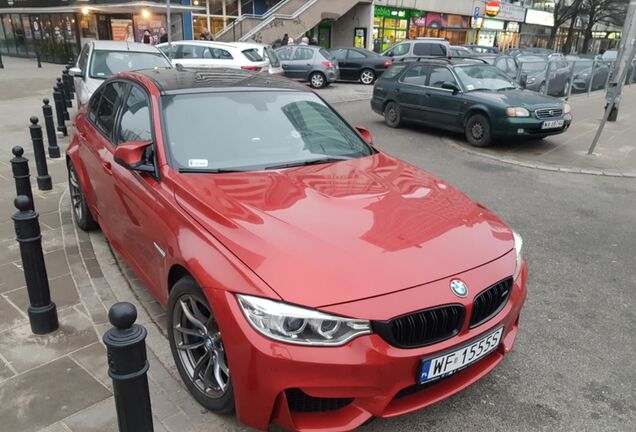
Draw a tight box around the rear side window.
[293,48,314,61]
[401,64,429,85]
[382,63,408,79]
[413,43,432,56]
[431,44,447,56]
[242,48,263,62]
[203,47,233,59]
[276,47,293,60]
[330,48,347,60]
[95,82,126,139]
[348,49,366,59]
[179,44,205,58]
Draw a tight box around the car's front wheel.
[359,68,375,85]
[67,161,99,231]
[309,71,327,89]
[168,276,234,414]
[465,113,492,147]
[384,101,402,128]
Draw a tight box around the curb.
[440,137,636,178]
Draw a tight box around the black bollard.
[36,50,42,68]
[103,303,154,432]
[10,146,34,211]
[62,70,73,108]
[57,79,70,120]
[29,117,52,191]
[53,89,68,136]
[12,195,59,335]
[67,60,76,92]
[42,99,61,159]
[0,50,4,69]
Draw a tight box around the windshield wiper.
[264,157,352,170]
[178,168,245,174]
[468,88,494,92]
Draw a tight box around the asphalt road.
[329,100,636,432]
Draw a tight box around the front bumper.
[208,252,528,431]
[495,113,572,138]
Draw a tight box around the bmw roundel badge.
[450,279,468,298]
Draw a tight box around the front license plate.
[419,326,504,384]
[541,119,564,129]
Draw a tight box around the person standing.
[142,29,152,44]
[299,36,309,46]
[200,28,213,41]
[159,27,168,43]
[281,33,289,46]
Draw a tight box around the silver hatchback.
[274,45,338,88]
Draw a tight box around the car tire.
[383,101,402,128]
[360,68,375,85]
[67,161,99,231]
[168,276,234,414]
[465,113,492,147]
[309,71,327,89]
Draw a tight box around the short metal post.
[42,99,60,158]
[516,60,523,85]
[36,50,42,68]
[0,50,4,69]
[64,64,74,97]
[56,79,70,121]
[10,146,34,211]
[29,117,52,191]
[53,89,68,136]
[588,59,596,96]
[67,61,76,92]
[12,195,59,335]
[103,303,154,432]
[604,62,613,92]
[566,60,576,100]
[62,70,72,107]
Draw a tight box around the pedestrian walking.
[281,33,289,47]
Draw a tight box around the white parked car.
[229,41,283,74]
[156,40,269,72]
[70,41,171,106]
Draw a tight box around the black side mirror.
[441,82,460,94]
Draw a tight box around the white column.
[222,0,227,29]
[238,0,242,17]
[206,0,211,33]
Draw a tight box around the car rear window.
[242,48,264,62]
[89,50,170,79]
[382,63,408,79]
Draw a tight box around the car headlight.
[526,76,536,84]
[513,231,524,281]
[563,103,571,114]
[506,107,530,117]
[237,294,372,346]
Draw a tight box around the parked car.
[67,66,527,431]
[328,47,391,84]
[371,58,572,146]
[507,47,555,57]
[382,37,450,61]
[450,46,474,58]
[463,44,499,54]
[566,55,610,92]
[70,40,171,106]
[476,54,522,81]
[274,45,338,88]
[600,49,636,84]
[244,41,284,74]
[518,54,572,96]
[157,40,269,72]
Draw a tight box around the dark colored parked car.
[371,58,572,147]
[518,54,572,96]
[450,46,474,58]
[275,45,338,88]
[463,45,499,54]
[328,47,392,84]
[566,55,611,92]
[475,54,522,81]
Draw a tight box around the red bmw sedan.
[67,68,527,431]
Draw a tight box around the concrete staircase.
[215,0,369,43]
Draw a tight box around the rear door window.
[276,47,293,60]
[348,49,367,59]
[413,43,431,56]
[330,48,347,60]
[293,48,314,61]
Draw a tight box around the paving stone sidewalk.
[0,57,248,432]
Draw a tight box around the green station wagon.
[371,58,572,146]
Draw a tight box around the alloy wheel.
[68,164,83,222]
[471,122,485,140]
[360,70,375,85]
[310,73,325,88]
[172,294,230,398]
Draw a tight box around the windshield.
[162,91,373,172]
[571,59,592,72]
[90,50,170,79]
[519,57,547,72]
[453,65,518,91]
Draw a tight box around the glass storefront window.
[0,15,7,54]
[2,15,15,55]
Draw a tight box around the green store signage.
[375,7,420,19]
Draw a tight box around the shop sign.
[482,18,504,30]
[592,31,607,39]
[525,9,554,27]
[608,31,621,39]
[506,21,519,32]
[485,1,500,17]
[375,6,409,19]
[473,0,526,22]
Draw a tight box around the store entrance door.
[96,14,112,40]
[318,23,331,48]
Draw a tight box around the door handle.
[102,161,112,175]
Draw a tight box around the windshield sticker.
[188,159,209,168]
[466,84,474,90]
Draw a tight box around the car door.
[79,81,127,235]
[330,48,350,79]
[287,47,315,80]
[425,66,464,129]
[345,49,368,80]
[111,83,166,293]
[396,64,430,121]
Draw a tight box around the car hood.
[470,88,562,108]
[173,153,514,308]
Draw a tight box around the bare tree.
[549,0,584,49]
[581,0,629,52]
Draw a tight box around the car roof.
[402,58,488,66]
[129,67,310,94]
[91,40,160,53]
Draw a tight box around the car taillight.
[322,60,333,68]
[241,66,262,72]
[383,60,392,68]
